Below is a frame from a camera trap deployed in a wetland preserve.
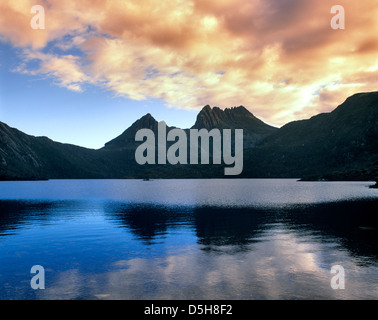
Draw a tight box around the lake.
[0,179,377,300]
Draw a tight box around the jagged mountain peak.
[104,105,279,150]
[192,105,277,133]
[1,91,378,180]
[190,105,278,147]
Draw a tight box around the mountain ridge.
[192,105,278,148]
[243,92,378,180]
[104,113,160,149]
[1,92,377,181]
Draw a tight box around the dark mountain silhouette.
[242,92,378,180]
[104,113,160,150]
[0,121,107,180]
[0,91,377,180]
[192,105,278,147]
[97,114,185,178]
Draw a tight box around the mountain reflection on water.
[0,180,377,299]
[105,200,378,259]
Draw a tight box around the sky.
[1,0,378,149]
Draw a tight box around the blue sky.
[0,42,198,149]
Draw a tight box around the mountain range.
[1,91,378,181]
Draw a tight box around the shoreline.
[0,176,377,184]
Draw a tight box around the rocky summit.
[1,92,377,181]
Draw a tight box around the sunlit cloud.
[1,0,378,126]
[13,49,89,92]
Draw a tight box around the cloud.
[1,0,378,126]
[14,49,89,92]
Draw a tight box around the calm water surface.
[0,179,377,300]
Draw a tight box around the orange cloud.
[1,0,378,127]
